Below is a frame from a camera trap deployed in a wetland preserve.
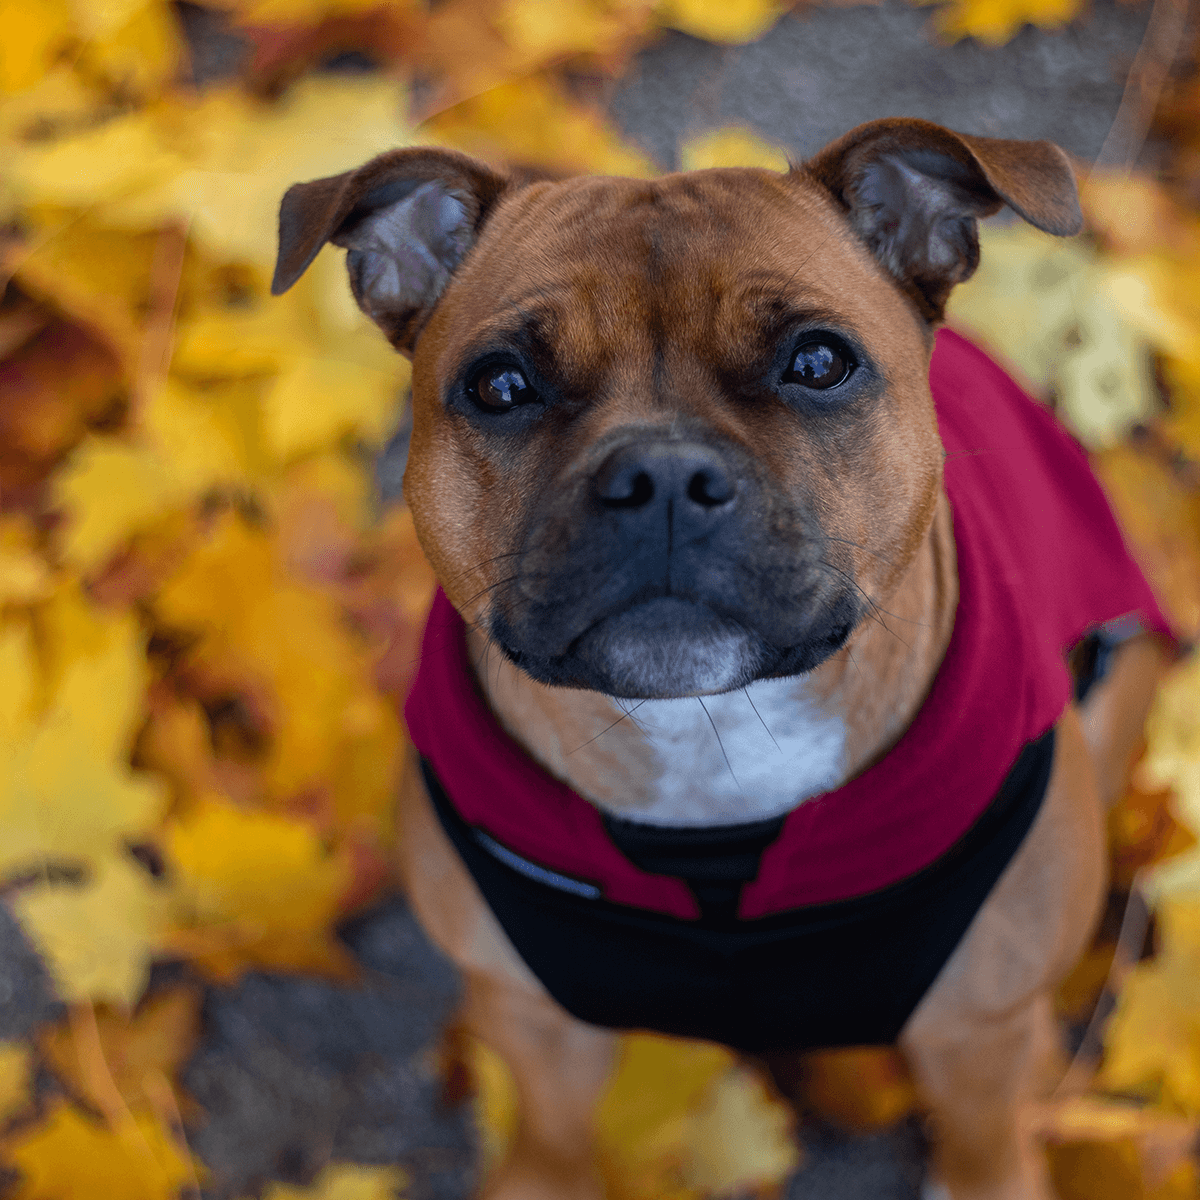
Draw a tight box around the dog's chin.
[492,592,860,698]
[573,598,758,699]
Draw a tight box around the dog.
[272,119,1172,1200]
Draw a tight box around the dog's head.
[274,119,1080,699]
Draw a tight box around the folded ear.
[803,118,1082,323]
[272,147,508,354]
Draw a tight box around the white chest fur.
[595,677,847,827]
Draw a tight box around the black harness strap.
[422,727,1055,1053]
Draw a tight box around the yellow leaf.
[231,0,412,21]
[12,854,169,1007]
[2,1101,194,1200]
[1102,900,1200,1113]
[0,621,38,738]
[924,0,1085,44]
[260,1162,410,1200]
[73,0,183,99]
[680,1064,798,1193]
[121,77,417,270]
[7,107,188,212]
[947,224,1156,447]
[495,0,651,64]
[171,293,315,378]
[142,378,255,493]
[0,0,74,94]
[0,518,52,603]
[1,588,164,880]
[656,0,783,43]
[52,436,184,572]
[425,76,654,177]
[155,512,400,804]
[0,1042,33,1122]
[680,125,791,172]
[164,794,355,979]
[263,354,403,462]
[38,583,150,758]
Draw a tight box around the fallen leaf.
[12,852,170,1007]
[0,1100,195,1200]
[0,1042,33,1123]
[163,793,357,980]
[655,0,785,43]
[922,0,1085,44]
[259,1161,410,1200]
[796,1046,920,1132]
[39,989,201,1114]
[679,125,791,172]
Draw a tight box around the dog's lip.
[565,595,738,654]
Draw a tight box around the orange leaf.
[39,990,201,1117]
[796,1046,919,1132]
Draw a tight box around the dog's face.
[274,120,1080,699]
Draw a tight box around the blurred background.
[3,0,1200,1197]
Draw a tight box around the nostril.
[601,469,655,509]
[687,468,734,508]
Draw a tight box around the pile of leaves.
[3,0,1200,1197]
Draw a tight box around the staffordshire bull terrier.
[272,118,1171,1200]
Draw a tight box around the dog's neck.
[466,492,958,828]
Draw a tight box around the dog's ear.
[803,118,1082,322]
[272,147,508,354]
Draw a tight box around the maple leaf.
[163,793,358,980]
[1102,899,1200,1111]
[71,0,185,100]
[656,0,787,43]
[39,989,201,1116]
[51,435,189,573]
[423,75,655,176]
[946,224,1158,448]
[12,853,171,1007]
[0,307,128,500]
[921,0,1085,43]
[471,1032,798,1198]
[0,587,166,882]
[0,1042,33,1124]
[0,518,52,603]
[258,1162,411,1200]
[0,1100,196,1200]
[679,125,791,172]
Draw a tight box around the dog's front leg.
[395,753,616,1199]
[464,973,616,1200]
[899,706,1107,1200]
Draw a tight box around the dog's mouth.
[573,597,757,697]
[493,593,859,699]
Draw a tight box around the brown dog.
[273,120,1169,1200]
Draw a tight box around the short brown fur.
[274,120,1164,1199]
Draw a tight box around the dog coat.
[405,328,1171,1052]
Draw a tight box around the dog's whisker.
[697,696,739,789]
[568,699,649,755]
[742,687,782,754]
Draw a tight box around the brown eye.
[784,341,852,389]
[473,365,536,411]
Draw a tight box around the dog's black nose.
[593,441,736,513]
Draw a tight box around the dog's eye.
[472,365,536,411]
[784,341,853,390]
